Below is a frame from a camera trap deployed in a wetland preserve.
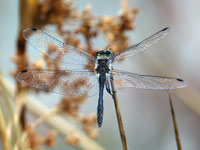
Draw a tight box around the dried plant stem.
[0,100,11,150]
[0,74,14,118]
[13,93,26,136]
[169,93,182,150]
[112,90,128,150]
[1,76,105,150]
[32,107,60,128]
[0,73,23,149]
[26,97,105,150]
[17,0,38,129]
[16,107,60,149]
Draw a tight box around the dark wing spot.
[30,27,37,31]
[161,27,169,31]
[21,69,27,73]
[176,78,184,82]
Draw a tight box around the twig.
[111,85,128,150]
[169,93,182,150]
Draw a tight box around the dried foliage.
[3,0,139,149]
[25,125,57,149]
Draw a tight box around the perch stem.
[112,90,128,150]
[169,93,182,150]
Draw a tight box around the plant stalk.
[112,90,128,150]
[0,97,11,150]
[169,93,182,150]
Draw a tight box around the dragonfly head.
[96,49,114,60]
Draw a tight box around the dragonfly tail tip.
[97,121,102,128]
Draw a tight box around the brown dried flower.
[25,124,44,149]
[80,114,99,138]
[65,134,80,146]
[58,96,86,116]
[44,130,57,147]
[75,5,98,50]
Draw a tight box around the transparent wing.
[16,69,99,96]
[23,27,95,66]
[114,27,172,61]
[111,69,186,90]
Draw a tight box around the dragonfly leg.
[106,79,112,95]
[97,75,106,127]
[110,73,115,93]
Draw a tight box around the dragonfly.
[16,27,186,127]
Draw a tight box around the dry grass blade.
[0,101,11,150]
[169,93,182,150]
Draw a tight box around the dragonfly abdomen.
[97,102,104,127]
[97,75,106,127]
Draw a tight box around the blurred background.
[0,0,200,150]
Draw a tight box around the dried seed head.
[58,96,85,115]
[44,130,57,147]
[32,59,44,69]
[25,124,44,148]
[65,134,80,146]
[89,128,99,139]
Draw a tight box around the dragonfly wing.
[111,69,186,90]
[23,27,95,66]
[16,69,99,96]
[114,27,172,61]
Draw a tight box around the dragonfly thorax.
[95,50,113,74]
[95,59,110,74]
